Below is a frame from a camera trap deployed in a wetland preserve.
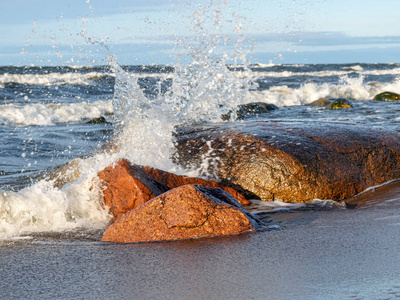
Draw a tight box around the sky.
[1,0,400,66]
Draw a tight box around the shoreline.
[1,200,399,299]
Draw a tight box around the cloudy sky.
[1,0,400,65]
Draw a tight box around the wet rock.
[97,159,250,219]
[345,180,400,208]
[308,97,335,106]
[325,98,353,110]
[221,102,278,120]
[174,121,400,203]
[85,116,108,124]
[45,140,118,189]
[46,158,83,188]
[102,184,261,243]
[373,91,400,101]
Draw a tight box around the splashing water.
[110,0,257,170]
[109,57,177,171]
[166,0,256,124]
[0,0,257,240]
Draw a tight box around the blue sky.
[1,0,400,65]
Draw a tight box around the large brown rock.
[174,121,400,203]
[97,159,250,219]
[102,184,261,243]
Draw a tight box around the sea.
[1,61,400,299]
[3,0,400,295]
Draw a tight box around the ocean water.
[2,1,400,297]
[1,62,400,240]
[1,63,400,299]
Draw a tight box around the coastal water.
[1,200,400,299]
[4,0,400,294]
[1,62,400,298]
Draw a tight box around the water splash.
[110,57,177,171]
[109,0,257,170]
[166,0,257,124]
[0,0,258,240]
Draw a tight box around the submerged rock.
[373,91,400,101]
[97,159,250,220]
[308,97,335,106]
[325,98,353,110]
[46,158,83,188]
[102,184,261,243]
[85,116,108,124]
[174,121,400,203]
[221,102,278,120]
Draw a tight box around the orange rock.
[102,185,261,243]
[97,159,159,220]
[97,159,250,220]
[136,164,250,206]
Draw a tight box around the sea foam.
[0,100,113,126]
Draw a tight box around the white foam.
[250,75,400,106]
[341,65,364,71]
[0,172,108,240]
[0,70,174,87]
[0,100,113,126]
[0,149,131,240]
[0,72,109,86]
[250,199,345,215]
[243,66,400,78]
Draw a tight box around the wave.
[0,100,113,126]
[2,64,400,88]
[2,74,399,126]
[0,71,175,87]
[341,64,363,71]
[252,76,400,106]
[0,156,114,240]
[0,72,110,86]
[249,199,345,215]
[247,67,400,78]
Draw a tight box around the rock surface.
[221,102,278,120]
[345,180,400,208]
[174,121,400,203]
[97,159,250,219]
[373,91,400,101]
[308,97,334,106]
[85,116,108,124]
[325,98,353,109]
[102,184,261,243]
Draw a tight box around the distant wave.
[247,67,400,78]
[0,71,173,86]
[0,72,109,86]
[1,64,400,87]
[0,100,113,126]
[2,74,400,126]
[251,75,400,106]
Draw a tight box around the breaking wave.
[0,100,113,126]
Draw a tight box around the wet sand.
[1,199,399,300]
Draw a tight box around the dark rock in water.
[221,102,278,120]
[373,91,400,101]
[102,184,261,243]
[174,121,400,203]
[308,97,335,106]
[325,98,353,110]
[85,116,108,124]
[97,159,250,220]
